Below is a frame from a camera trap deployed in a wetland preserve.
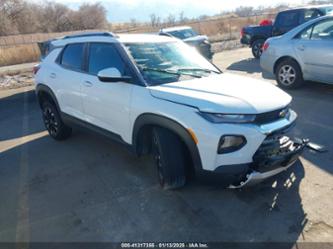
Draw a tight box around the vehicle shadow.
[0,90,45,141]
[226,58,274,80]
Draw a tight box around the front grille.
[255,107,289,125]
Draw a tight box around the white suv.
[34,32,305,189]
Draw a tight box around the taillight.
[241,28,245,37]
[33,64,40,75]
[262,42,270,52]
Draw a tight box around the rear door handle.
[83,81,93,87]
[50,73,56,79]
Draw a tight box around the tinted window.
[168,29,198,39]
[311,19,333,40]
[61,43,84,70]
[88,43,128,75]
[276,11,300,28]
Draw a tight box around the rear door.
[294,18,333,83]
[53,43,86,119]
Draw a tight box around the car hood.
[148,73,291,114]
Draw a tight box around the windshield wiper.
[176,68,220,74]
[140,67,202,78]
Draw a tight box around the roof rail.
[62,32,117,39]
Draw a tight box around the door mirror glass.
[97,67,132,83]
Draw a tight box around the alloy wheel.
[43,106,59,137]
[278,65,297,86]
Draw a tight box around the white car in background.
[34,32,305,189]
[261,15,333,89]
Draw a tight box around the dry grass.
[0,44,40,66]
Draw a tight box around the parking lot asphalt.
[0,48,332,244]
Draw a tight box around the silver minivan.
[261,15,333,89]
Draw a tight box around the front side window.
[88,43,128,75]
[125,41,219,86]
[311,19,333,40]
[61,43,84,70]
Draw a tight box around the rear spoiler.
[37,39,57,60]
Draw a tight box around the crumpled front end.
[230,127,306,188]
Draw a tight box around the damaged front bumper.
[230,132,306,189]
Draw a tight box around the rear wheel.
[251,39,265,59]
[276,59,304,89]
[151,127,186,190]
[42,101,72,140]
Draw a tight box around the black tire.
[151,127,186,190]
[251,39,265,59]
[275,59,304,89]
[42,101,72,140]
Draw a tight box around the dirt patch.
[0,72,34,90]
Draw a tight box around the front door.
[294,18,333,83]
[81,42,134,139]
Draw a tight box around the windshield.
[320,6,333,15]
[125,41,220,86]
[167,29,198,39]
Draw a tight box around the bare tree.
[235,6,254,17]
[166,14,176,26]
[73,3,107,30]
[130,18,137,28]
[179,11,185,23]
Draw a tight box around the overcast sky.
[34,0,308,22]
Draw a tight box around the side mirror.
[97,67,132,83]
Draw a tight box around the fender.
[132,113,203,171]
[35,84,61,113]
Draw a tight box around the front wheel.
[251,39,265,59]
[275,59,304,89]
[151,127,186,190]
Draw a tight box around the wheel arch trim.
[132,113,203,171]
[35,84,61,112]
[273,56,302,74]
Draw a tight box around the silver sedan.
[260,15,333,89]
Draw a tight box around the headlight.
[199,112,256,124]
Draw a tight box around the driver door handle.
[83,81,93,87]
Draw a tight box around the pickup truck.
[241,5,333,58]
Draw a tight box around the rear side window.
[60,43,85,70]
[276,11,300,28]
[302,9,322,23]
[88,43,128,75]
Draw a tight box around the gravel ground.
[0,72,34,90]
